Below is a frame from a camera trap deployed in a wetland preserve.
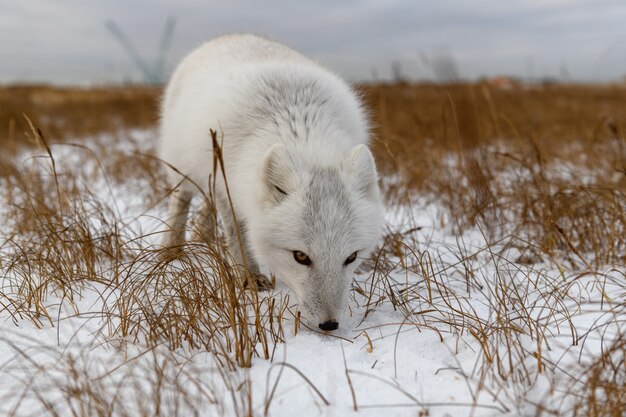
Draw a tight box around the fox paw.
[244,272,274,292]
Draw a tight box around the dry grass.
[0,85,159,153]
[1,121,289,370]
[366,83,626,267]
[0,82,625,416]
[572,331,626,417]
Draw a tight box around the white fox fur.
[159,34,384,330]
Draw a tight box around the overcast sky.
[2,0,626,84]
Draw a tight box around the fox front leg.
[217,196,273,291]
[190,194,218,243]
[161,188,192,250]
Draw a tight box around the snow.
[0,130,623,416]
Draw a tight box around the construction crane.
[105,16,176,84]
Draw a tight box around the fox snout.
[301,300,344,332]
[301,285,348,332]
[319,320,339,331]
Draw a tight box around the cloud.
[1,0,625,83]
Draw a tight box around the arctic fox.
[159,34,384,331]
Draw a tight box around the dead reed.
[0,82,624,416]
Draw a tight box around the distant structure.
[430,51,459,83]
[390,60,408,84]
[419,49,460,83]
[105,17,176,85]
[486,76,517,90]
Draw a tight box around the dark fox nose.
[319,320,339,331]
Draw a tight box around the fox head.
[249,143,384,331]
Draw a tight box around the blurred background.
[3,0,626,85]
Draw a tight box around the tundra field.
[0,83,624,416]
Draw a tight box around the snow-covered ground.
[1,131,624,416]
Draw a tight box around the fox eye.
[293,250,312,266]
[344,251,358,265]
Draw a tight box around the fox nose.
[319,320,339,331]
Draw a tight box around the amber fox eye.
[293,250,312,266]
[344,251,358,266]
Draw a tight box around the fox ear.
[261,144,298,203]
[347,144,380,199]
